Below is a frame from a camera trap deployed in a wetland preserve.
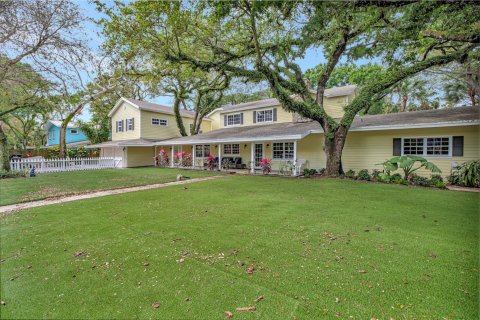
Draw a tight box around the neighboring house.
[45,120,89,147]
[87,86,479,176]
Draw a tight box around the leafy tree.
[305,63,385,89]
[163,0,478,176]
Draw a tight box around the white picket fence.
[10,157,121,173]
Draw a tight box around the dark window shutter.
[253,111,257,123]
[393,138,401,156]
[131,118,134,130]
[452,136,464,156]
[273,108,277,121]
[224,115,227,126]
[240,113,243,124]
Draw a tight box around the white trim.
[401,136,453,158]
[347,120,480,132]
[206,107,223,118]
[225,113,243,127]
[155,134,306,146]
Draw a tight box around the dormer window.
[225,113,243,126]
[256,109,273,123]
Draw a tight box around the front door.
[254,143,263,167]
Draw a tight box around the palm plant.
[380,156,441,179]
[450,160,480,187]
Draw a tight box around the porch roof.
[159,106,479,146]
[85,138,163,148]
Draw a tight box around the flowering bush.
[158,149,169,167]
[259,158,272,174]
[207,153,216,170]
[173,151,192,167]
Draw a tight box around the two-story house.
[87,86,479,176]
[45,120,89,147]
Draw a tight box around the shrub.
[345,169,355,179]
[409,174,431,187]
[259,158,272,174]
[432,180,447,189]
[379,155,441,179]
[317,168,326,176]
[357,169,371,181]
[207,154,217,170]
[158,149,169,167]
[430,174,444,184]
[390,173,403,183]
[0,170,27,179]
[303,168,317,178]
[450,160,480,187]
[371,169,382,181]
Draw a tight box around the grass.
[0,167,217,206]
[0,176,478,319]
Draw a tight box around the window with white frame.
[256,109,273,123]
[273,142,294,159]
[223,143,240,155]
[402,137,450,156]
[116,120,124,132]
[126,118,134,131]
[195,145,211,157]
[70,129,78,134]
[226,113,242,126]
[152,118,168,126]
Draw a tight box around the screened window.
[273,142,294,159]
[226,114,242,126]
[70,129,78,134]
[223,144,240,155]
[402,137,451,156]
[257,109,273,123]
[195,145,211,157]
[152,118,167,126]
[116,120,123,132]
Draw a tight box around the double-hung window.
[223,144,240,155]
[402,137,451,156]
[273,142,294,160]
[116,120,124,132]
[152,118,168,126]
[226,113,242,126]
[256,109,273,123]
[126,118,134,131]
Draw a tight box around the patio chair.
[294,159,306,175]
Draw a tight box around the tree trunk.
[59,124,67,158]
[324,127,348,177]
[468,87,476,107]
[400,95,408,112]
[173,98,188,136]
[0,122,11,171]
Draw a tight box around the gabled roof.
[209,85,358,116]
[158,106,479,145]
[45,120,77,130]
[108,97,200,119]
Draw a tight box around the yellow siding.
[342,125,479,177]
[219,106,293,128]
[297,134,324,169]
[125,147,155,167]
[111,102,141,141]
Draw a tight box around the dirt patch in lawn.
[19,187,67,203]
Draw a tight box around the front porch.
[155,140,310,176]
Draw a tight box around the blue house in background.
[45,120,89,147]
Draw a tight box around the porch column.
[293,140,298,176]
[170,146,174,168]
[218,144,222,170]
[192,144,196,169]
[154,145,157,166]
[250,143,254,174]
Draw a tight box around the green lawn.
[0,176,478,319]
[0,168,217,206]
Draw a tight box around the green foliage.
[304,63,385,89]
[345,169,355,179]
[302,168,317,178]
[371,169,382,181]
[357,169,371,181]
[409,174,432,187]
[380,156,441,179]
[449,160,480,188]
[0,169,27,179]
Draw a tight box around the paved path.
[0,176,222,215]
[446,185,480,193]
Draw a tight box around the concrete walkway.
[446,185,480,193]
[0,176,222,216]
